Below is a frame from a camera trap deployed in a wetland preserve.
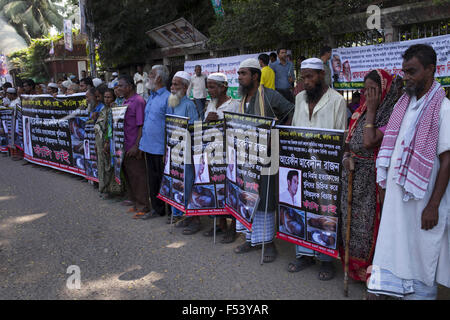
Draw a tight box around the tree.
[85,0,215,68]
[0,0,64,44]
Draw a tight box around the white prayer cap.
[112,72,118,76]
[92,77,103,87]
[301,58,324,70]
[239,58,261,70]
[62,80,71,88]
[48,82,59,89]
[173,71,191,82]
[6,88,16,94]
[208,72,228,83]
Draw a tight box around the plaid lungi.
[367,267,437,300]
[236,210,275,246]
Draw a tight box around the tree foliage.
[86,0,215,68]
[8,33,64,82]
[207,0,380,49]
[0,0,65,44]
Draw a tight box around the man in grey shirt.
[269,48,295,103]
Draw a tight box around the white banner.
[184,53,268,99]
[64,19,73,52]
[331,34,450,90]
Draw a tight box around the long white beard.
[168,91,184,108]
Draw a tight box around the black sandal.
[262,243,278,263]
[203,227,223,237]
[287,256,315,273]
[182,222,202,235]
[234,241,259,254]
[318,261,336,281]
[220,228,237,244]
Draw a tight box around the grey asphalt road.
[0,156,448,300]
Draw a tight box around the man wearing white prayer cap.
[47,82,59,97]
[288,57,346,280]
[109,72,119,89]
[167,70,200,233]
[234,57,294,263]
[204,72,239,121]
[203,72,240,242]
[92,77,103,88]
[61,80,71,94]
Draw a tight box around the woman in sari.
[95,88,123,199]
[340,69,403,282]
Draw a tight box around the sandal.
[174,217,191,228]
[287,256,315,273]
[318,261,336,281]
[234,241,259,254]
[220,228,237,244]
[182,222,202,235]
[203,227,223,237]
[132,212,146,219]
[262,243,278,263]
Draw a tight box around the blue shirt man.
[139,87,171,155]
[269,48,295,103]
[168,95,199,124]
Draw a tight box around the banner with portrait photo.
[224,112,274,231]
[13,104,23,151]
[21,94,89,176]
[331,34,450,90]
[111,106,127,184]
[276,126,344,258]
[0,107,12,153]
[186,120,227,216]
[83,120,98,182]
[157,115,190,212]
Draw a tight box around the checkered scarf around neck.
[376,80,446,201]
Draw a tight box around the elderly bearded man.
[138,65,172,220]
[117,75,151,219]
[167,71,200,234]
[233,58,294,263]
[288,57,346,281]
[203,73,240,243]
[367,44,450,300]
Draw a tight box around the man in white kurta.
[368,44,450,300]
[368,95,450,299]
[289,58,347,280]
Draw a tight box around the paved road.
[0,156,448,300]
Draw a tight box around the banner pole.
[260,167,271,265]
[213,216,217,244]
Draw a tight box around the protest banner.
[186,120,228,216]
[158,115,190,212]
[111,106,127,184]
[331,34,450,90]
[184,52,270,99]
[83,119,98,182]
[13,104,23,151]
[0,107,12,153]
[275,126,344,258]
[21,93,88,176]
[224,112,274,230]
